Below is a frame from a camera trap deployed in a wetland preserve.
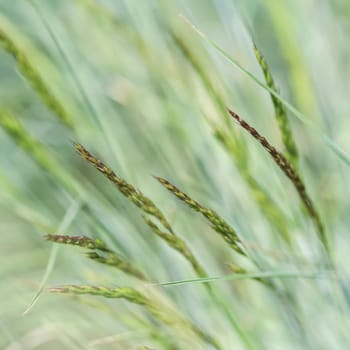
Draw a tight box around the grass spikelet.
[48,285,148,302]
[44,234,111,252]
[228,109,328,253]
[154,176,246,256]
[44,234,147,280]
[48,284,220,349]
[86,252,148,281]
[254,44,299,168]
[75,143,173,233]
[0,27,73,129]
[142,216,207,278]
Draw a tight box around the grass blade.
[23,200,81,315]
[155,270,329,287]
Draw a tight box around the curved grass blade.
[23,200,81,315]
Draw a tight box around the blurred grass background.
[1,0,350,349]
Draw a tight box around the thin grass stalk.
[227,264,274,288]
[142,216,207,278]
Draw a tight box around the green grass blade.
[155,270,330,287]
[23,200,81,315]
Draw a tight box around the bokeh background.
[1,0,350,349]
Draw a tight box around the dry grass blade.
[228,109,328,253]
[254,44,299,168]
[154,176,246,256]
